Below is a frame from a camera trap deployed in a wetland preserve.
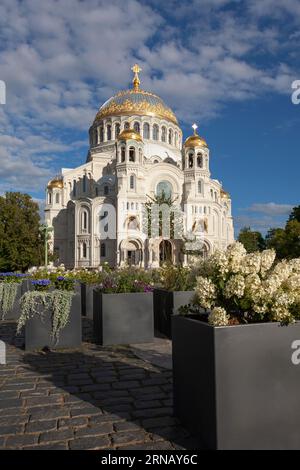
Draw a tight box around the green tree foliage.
[238,227,266,253]
[288,206,300,223]
[265,205,300,259]
[0,192,43,271]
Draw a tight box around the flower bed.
[18,277,81,350]
[172,242,300,449]
[93,268,155,345]
[153,265,196,338]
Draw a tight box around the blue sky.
[0,0,299,235]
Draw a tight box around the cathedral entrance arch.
[159,240,172,265]
[120,239,142,266]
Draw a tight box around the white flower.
[226,242,247,273]
[288,258,300,274]
[272,260,292,282]
[211,250,229,278]
[224,274,245,299]
[241,252,261,275]
[208,307,230,326]
[195,276,216,309]
[260,249,276,273]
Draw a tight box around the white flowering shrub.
[193,242,300,326]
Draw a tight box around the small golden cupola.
[47,176,64,189]
[117,128,143,143]
[184,123,207,148]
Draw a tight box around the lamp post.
[39,224,53,268]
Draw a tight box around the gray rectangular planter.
[172,316,300,450]
[93,291,154,345]
[25,293,81,351]
[154,289,195,338]
[81,283,96,319]
[0,280,31,321]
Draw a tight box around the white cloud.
[244,202,294,216]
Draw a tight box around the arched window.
[215,192,218,202]
[99,126,104,142]
[82,242,87,258]
[121,146,126,162]
[143,123,150,139]
[188,153,194,168]
[210,189,214,199]
[73,180,76,197]
[133,122,140,134]
[128,216,138,230]
[198,180,202,193]
[156,180,172,199]
[129,147,135,162]
[175,131,178,147]
[48,192,52,204]
[104,185,109,196]
[124,121,130,130]
[115,123,120,138]
[83,174,87,192]
[100,243,106,257]
[168,129,173,145]
[153,124,159,140]
[55,193,60,204]
[197,153,203,168]
[129,174,135,190]
[153,159,159,163]
[107,124,112,140]
[161,126,167,142]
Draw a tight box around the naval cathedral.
[45,65,234,269]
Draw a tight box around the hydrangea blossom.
[208,307,229,326]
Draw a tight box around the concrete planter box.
[172,315,300,450]
[0,280,32,321]
[81,283,96,319]
[153,289,195,338]
[25,293,81,351]
[93,291,154,345]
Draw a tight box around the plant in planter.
[18,277,81,350]
[153,264,196,338]
[0,272,30,320]
[172,242,300,449]
[75,270,105,318]
[93,268,154,345]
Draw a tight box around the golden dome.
[117,128,143,142]
[94,64,178,125]
[47,177,64,189]
[221,189,230,198]
[184,123,207,148]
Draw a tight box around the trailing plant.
[17,289,75,343]
[0,282,19,319]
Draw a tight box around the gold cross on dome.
[192,123,198,135]
[131,64,142,91]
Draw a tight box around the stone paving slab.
[0,321,202,450]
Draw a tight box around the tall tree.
[238,227,266,253]
[288,205,300,223]
[0,192,43,271]
[265,227,287,259]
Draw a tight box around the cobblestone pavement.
[0,321,201,450]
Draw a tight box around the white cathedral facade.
[45,65,234,269]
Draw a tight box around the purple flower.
[32,279,51,286]
[56,276,65,281]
